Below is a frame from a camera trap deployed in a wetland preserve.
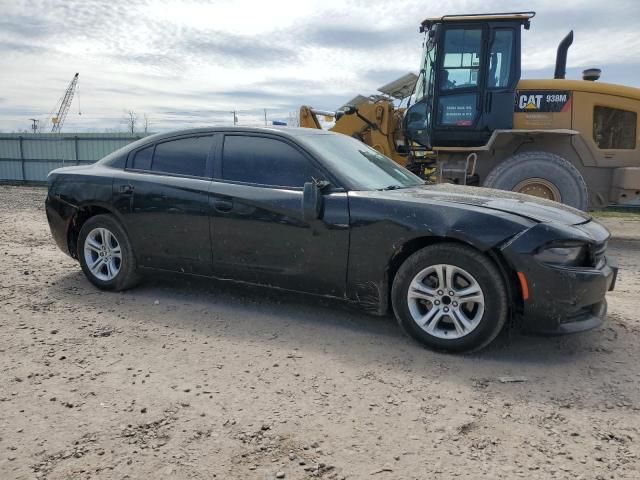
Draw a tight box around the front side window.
[593,106,637,149]
[441,28,482,90]
[222,135,324,188]
[298,134,423,191]
[488,29,514,88]
[151,136,212,177]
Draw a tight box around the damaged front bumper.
[518,256,617,335]
[501,220,618,335]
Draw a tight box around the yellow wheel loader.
[299,12,640,210]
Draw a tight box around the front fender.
[345,196,534,313]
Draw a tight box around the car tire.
[391,243,508,353]
[77,214,139,291]
[483,151,589,210]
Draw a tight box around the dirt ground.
[0,185,639,480]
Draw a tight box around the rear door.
[208,133,350,296]
[113,134,215,274]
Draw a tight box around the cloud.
[0,0,638,133]
[176,30,300,66]
[302,26,404,50]
[210,89,355,110]
[0,15,54,38]
[107,53,187,75]
[0,41,42,55]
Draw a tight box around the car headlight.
[534,242,589,266]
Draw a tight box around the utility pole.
[264,108,267,126]
[230,110,238,125]
[29,118,39,134]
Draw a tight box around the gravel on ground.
[1,185,639,479]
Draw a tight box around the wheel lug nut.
[448,291,454,296]
[434,300,440,305]
[444,307,449,312]
[453,302,458,307]
[437,290,443,295]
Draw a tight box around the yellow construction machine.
[300,12,640,210]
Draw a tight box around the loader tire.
[483,151,589,210]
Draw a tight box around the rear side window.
[593,106,637,149]
[152,136,212,176]
[132,145,153,170]
[222,135,323,187]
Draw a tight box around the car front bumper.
[501,220,617,336]
[518,256,617,335]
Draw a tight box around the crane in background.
[50,73,80,133]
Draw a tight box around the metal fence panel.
[0,138,20,158]
[0,160,22,181]
[0,133,146,182]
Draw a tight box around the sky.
[1,0,639,133]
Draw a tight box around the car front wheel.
[391,243,508,352]
[77,214,139,291]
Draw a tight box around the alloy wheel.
[406,264,485,339]
[83,227,122,281]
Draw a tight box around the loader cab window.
[488,29,514,88]
[441,28,482,90]
[414,39,437,103]
[593,106,637,149]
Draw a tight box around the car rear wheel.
[78,214,139,291]
[391,243,508,352]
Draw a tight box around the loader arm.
[299,106,323,129]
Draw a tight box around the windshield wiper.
[382,185,403,190]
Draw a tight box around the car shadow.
[50,269,619,371]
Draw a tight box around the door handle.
[213,199,233,213]
[120,184,134,194]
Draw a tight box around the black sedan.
[46,127,617,352]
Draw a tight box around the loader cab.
[405,12,534,149]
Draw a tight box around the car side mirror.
[302,181,327,221]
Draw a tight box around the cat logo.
[515,90,571,113]
[519,94,543,110]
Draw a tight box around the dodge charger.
[45,127,618,352]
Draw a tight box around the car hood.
[380,184,591,225]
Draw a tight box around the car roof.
[100,126,337,168]
[141,126,333,144]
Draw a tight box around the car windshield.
[299,134,424,191]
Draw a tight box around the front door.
[209,133,350,296]
[431,26,487,146]
[113,134,215,274]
